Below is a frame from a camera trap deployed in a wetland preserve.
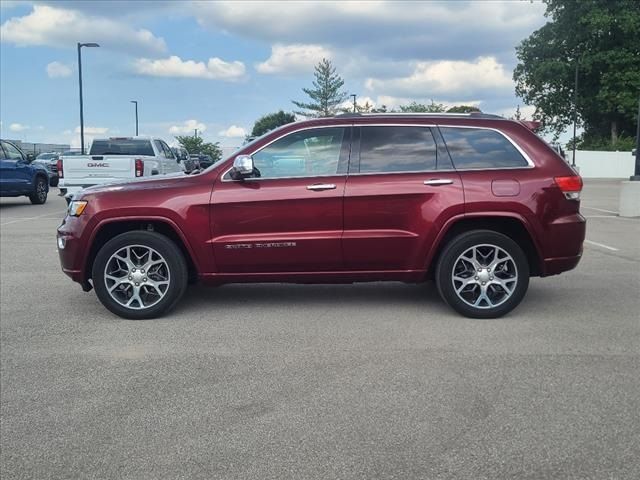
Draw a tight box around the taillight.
[57,159,64,178]
[554,175,583,200]
[135,158,144,177]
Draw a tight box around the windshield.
[36,153,56,160]
[90,139,154,156]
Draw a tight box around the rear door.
[211,126,351,273]
[343,125,464,271]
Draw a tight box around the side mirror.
[26,153,35,162]
[230,155,255,180]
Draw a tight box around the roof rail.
[334,112,504,119]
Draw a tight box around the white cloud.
[134,55,246,81]
[365,57,512,97]
[0,5,166,55]
[73,126,109,135]
[218,125,246,138]
[46,61,72,78]
[168,120,206,135]
[9,123,29,132]
[256,44,331,75]
[191,1,546,61]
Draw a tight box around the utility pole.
[194,129,198,138]
[572,60,578,168]
[350,94,357,113]
[130,100,138,136]
[77,42,100,154]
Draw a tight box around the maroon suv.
[57,113,585,319]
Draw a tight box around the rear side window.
[439,127,528,169]
[90,140,155,156]
[359,126,437,173]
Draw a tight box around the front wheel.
[435,230,530,319]
[29,177,48,204]
[92,231,188,319]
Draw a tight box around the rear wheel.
[92,231,188,319]
[435,230,530,318]
[29,176,48,204]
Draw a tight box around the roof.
[334,112,505,120]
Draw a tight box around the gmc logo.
[87,162,110,167]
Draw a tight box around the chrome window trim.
[220,122,534,182]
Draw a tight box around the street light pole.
[77,42,100,154]
[572,61,578,168]
[350,94,357,113]
[130,100,138,136]
[632,96,640,181]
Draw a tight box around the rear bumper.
[541,250,583,276]
[539,213,586,276]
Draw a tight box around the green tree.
[175,135,222,161]
[514,0,640,146]
[397,101,446,113]
[292,58,347,117]
[250,111,296,137]
[446,105,481,113]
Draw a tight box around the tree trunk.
[611,120,618,146]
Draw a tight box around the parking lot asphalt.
[1,179,639,480]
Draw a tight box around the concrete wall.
[570,150,636,178]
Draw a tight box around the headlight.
[68,200,88,217]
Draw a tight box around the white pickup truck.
[58,136,185,199]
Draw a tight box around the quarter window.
[358,126,437,173]
[439,127,528,169]
[251,127,346,179]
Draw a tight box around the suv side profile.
[0,139,49,204]
[57,114,585,319]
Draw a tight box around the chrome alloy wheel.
[104,245,170,310]
[36,180,47,202]
[451,244,518,309]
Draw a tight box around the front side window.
[250,127,346,179]
[439,127,528,169]
[358,126,437,173]
[2,141,24,160]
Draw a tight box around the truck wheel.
[50,176,59,187]
[92,231,188,320]
[435,230,530,319]
[29,177,48,204]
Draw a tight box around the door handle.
[307,183,337,191]
[423,179,454,186]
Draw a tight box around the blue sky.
[0,1,550,149]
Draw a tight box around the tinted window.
[251,127,345,179]
[2,141,24,160]
[161,141,175,159]
[359,126,437,173]
[440,127,527,169]
[90,139,155,156]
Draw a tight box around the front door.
[211,126,351,273]
[343,125,464,271]
[0,141,30,194]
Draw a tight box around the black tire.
[50,176,59,187]
[435,230,530,319]
[92,231,188,320]
[29,176,48,204]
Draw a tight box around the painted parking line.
[582,206,619,214]
[0,211,66,226]
[584,239,619,251]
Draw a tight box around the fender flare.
[424,211,544,272]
